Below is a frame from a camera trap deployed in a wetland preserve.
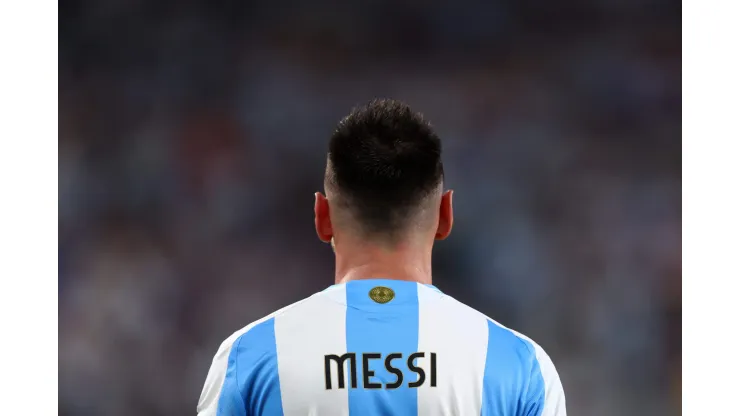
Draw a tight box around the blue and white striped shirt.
[198,279,566,416]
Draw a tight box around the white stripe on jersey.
[275,284,349,415]
[416,283,489,415]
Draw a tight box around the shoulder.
[436,293,566,414]
[436,292,560,378]
[435,293,536,354]
[490,320,566,415]
[197,293,326,415]
[216,294,319,355]
[215,286,345,356]
[443,294,566,414]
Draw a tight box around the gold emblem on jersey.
[369,286,395,304]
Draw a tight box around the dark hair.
[326,99,444,237]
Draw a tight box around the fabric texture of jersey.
[197,279,566,416]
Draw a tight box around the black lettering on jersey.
[324,353,357,389]
[362,353,382,389]
[407,352,426,388]
[324,352,437,389]
[384,353,404,389]
[430,352,437,387]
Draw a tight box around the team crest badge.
[369,286,395,304]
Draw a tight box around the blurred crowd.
[59,0,681,415]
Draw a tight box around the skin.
[314,188,454,285]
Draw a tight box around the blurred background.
[58,0,681,414]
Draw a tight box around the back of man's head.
[319,99,449,246]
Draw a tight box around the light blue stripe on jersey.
[218,318,284,416]
[345,280,420,416]
[525,357,546,416]
[481,320,545,416]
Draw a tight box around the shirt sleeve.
[197,337,245,416]
[520,344,566,416]
[197,318,283,416]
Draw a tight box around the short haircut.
[325,99,444,239]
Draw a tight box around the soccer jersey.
[197,279,566,416]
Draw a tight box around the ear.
[435,190,454,240]
[314,192,333,243]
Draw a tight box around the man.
[197,99,567,415]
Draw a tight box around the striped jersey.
[197,279,566,416]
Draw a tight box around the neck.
[334,239,433,285]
